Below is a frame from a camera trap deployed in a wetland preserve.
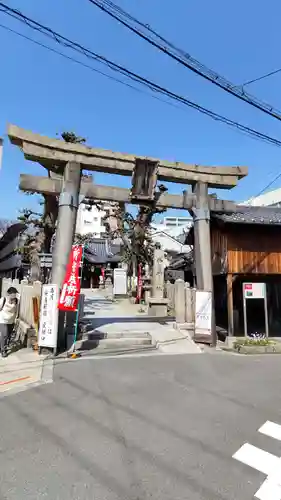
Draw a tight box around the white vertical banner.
[0,138,3,171]
[38,284,59,348]
[195,290,212,337]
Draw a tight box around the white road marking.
[232,443,279,475]
[233,421,281,499]
[255,478,281,500]
[259,421,281,442]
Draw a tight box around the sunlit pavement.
[1,352,281,499]
[0,348,53,396]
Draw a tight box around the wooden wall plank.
[226,225,281,274]
[210,225,228,274]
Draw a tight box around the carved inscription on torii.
[131,159,158,201]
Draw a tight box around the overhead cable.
[87,0,281,121]
[1,3,281,147]
[241,68,281,88]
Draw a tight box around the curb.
[0,358,54,399]
[41,358,54,383]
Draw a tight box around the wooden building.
[165,250,193,283]
[188,206,281,337]
[0,223,26,281]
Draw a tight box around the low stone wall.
[165,279,196,327]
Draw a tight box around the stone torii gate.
[8,124,247,345]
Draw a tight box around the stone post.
[185,283,193,324]
[104,277,113,301]
[190,287,196,336]
[148,243,169,317]
[143,263,151,304]
[166,280,172,305]
[165,280,174,314]
[174,279,185,325]
[152,245,165,298]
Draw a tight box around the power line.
[0,22,187,111]
[1,4,281,148]
[2,21,281,151]
[250,171,281,202]
[86,0,281,122]
[241,68,281,88]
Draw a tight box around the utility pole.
[192,182,217,346]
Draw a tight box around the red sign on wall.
[58,245,83,311]
[244,284,252,290]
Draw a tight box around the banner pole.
[72,245,85,355]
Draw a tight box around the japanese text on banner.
[38,284,59,348]
[58,245,83,311]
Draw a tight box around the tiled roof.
[84,238,121,264]
[167,251,193,270]
[212,206,281,225]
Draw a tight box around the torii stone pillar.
[52,162,82,288]
[52,162,82,353]
[190,182,216,346]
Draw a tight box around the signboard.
[243,282,265,299]
[38,284,59,348]
[195,290,212,340]
[242,282,269,337]
[58,245,83,311]
[113,268,127,295]
[38,253,53,269]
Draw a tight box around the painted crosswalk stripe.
[232,443,280,475]
[233,421,281,499]
[259,421,281,442]
[255,478,281,500]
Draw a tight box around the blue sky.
[1,0,281,220]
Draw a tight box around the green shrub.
[234,338,275,349]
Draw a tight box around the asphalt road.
[1,352,281,499]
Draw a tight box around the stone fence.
[165,279,196,326]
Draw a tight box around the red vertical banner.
[58,245,83,311]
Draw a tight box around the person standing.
[0,286,19,358]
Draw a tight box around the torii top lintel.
[8,124,248,189]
